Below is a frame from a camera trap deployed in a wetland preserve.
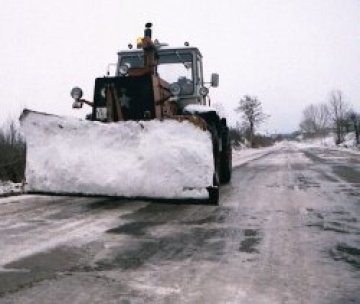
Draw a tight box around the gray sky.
[1,0,359,133]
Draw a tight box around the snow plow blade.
[20,110,215,200]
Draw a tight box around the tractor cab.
[70,23,219,122]
[117,46,218,109]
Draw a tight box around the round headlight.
[119,64,129,76]
[169,83,181,96]
[70,87,83,100]
[199,86,209,96]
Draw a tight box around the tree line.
[299,89,359,145]
[0,120,26,182]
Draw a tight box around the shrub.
[0,120,26,182]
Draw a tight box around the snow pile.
[183,104,217,114]
[295,133,334,147]
[295,132,359,152]
[20,110,214,199]
[0,181,23,196]
[339,132,358,148]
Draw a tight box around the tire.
[220,155,231,183]
[207,172,219,205]
[220,129,232,184]
[196,111,222,205]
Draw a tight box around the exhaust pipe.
[144,22,152,39]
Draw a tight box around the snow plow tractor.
[20,23,232,204]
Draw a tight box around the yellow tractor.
[21,23,231,204]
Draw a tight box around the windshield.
[119,50,194,95]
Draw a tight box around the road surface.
[0,143,359,303]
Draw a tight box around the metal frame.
[117,47,204,104]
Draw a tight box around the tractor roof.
[118,46,203,58]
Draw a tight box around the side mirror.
[211,73,219,87]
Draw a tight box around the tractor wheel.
[207,172,219,205]
[220,129,232,184]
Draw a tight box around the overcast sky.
[0,0,359,133]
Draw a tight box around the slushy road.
[0,144,359,303]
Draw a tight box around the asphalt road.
[0,144,359,304]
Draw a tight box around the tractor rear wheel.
[220,128,232,184]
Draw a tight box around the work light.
[170,83,181,96]
[70,87,83,100]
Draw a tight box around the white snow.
[183,104,217,114]
[20,110,214,199]
[0,181,23,196]
[339,132,359,149]
[295,132,360,155]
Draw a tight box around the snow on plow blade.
[20,110,214,199]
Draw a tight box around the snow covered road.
[0,143,359,303]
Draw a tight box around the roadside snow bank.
[20,110,214,199]
[0,181,23,196]
[339,132,359,149]
[295,132,360,154]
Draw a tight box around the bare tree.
[348,111,360,145]
[328,90,350,144]
[299,103,329,137]
[317,103,330,136]
[235,95,268,147]
[299,104,318,134]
